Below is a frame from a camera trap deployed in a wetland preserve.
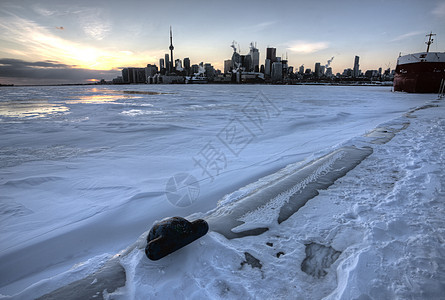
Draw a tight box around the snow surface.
[0,85,444,299]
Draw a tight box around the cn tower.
[169,26,174,72]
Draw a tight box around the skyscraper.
[326,67,333,77]
[264,59,271,76]
[282,59,288,77]
[266,47,276,62]
[299,65,305,74]
[353,56,360,78]
[183,57,191,75]
[175,59,182,71]
[159,58,165,70]
[204,63,215,79]
[122,68,146,84]
[265,48,276,77]
[165,54,170,73]
[145,64,158,77]
[122,68,130,83]
[191,64,199,75]
[224,59,232,74]
[271,61,282,82]
[231,51,241,71]
[169,26,174,73]
[244,54,252,71]
[249,42,260,72]
[183,58,190,69]
[314,62,321,77]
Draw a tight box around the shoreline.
[1,81,394,88]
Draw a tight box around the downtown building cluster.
[111,29,394,85]
[112,27,222,84]
[223,46,394,84]
[113,52,394,85]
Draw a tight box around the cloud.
[0,17,104,68]
[242,21,277,32]
[287,41,329,54]
[0,58,72,69]
[0,15,160,70]
[0,58,119,84]
[32,4,111,40]
[33,6,57,17]
[432,2,445,17]
[32,4,83,17]
[82,20,111,40]
[391,31,424,42]
[79,8,112,40]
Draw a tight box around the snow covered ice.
[0,85,444,299]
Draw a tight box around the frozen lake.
[0,84,438,297]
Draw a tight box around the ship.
[393,33,445,93]
[185,64,208,84]
[185,75,208,84]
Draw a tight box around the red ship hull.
[394,62,445,93]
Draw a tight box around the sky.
[0,0,444,85]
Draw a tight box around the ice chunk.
[38,257,125,299]
[206,146,372,239]
[301,243,341,278]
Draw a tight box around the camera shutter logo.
[165,173,200,207]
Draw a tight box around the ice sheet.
[0,85,440,298]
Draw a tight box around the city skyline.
[1,0,445,85]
